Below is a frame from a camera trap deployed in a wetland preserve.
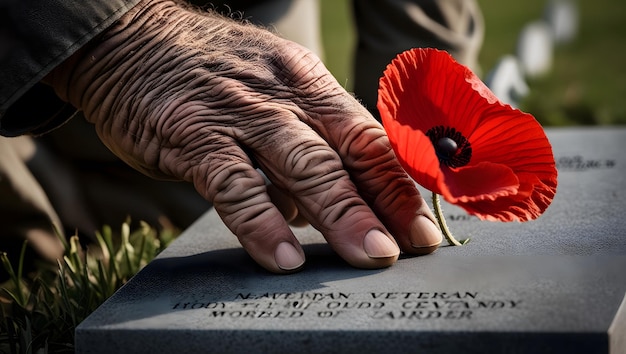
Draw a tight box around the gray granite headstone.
[76,127,626,354]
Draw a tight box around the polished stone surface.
[76,127,626,354]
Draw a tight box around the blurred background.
[319,0,626,126]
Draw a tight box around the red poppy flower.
[378,48,557,222]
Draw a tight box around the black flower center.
[426,126,472,168]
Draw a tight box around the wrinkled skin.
[45,0,442,273]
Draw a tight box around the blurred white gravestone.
[517,20,554,78]
[76,127,626,354]
[484,55,529,107]
[544,0,579,44]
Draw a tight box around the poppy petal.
[456,173,555,222]
[382,112,442,195]
[440,162,520,204]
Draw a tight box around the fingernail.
[410,215,443,248]
[275,242,305,271]
[364,230,399,259]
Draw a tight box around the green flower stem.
[431,192,468,246]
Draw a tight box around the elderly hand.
[45,0,442,273]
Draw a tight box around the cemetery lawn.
[320,0,626,126]
[0,222,178,353]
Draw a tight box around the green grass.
[320,0,626,126]
[1,221,177,353]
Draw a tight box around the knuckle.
[286,145,346,192]
[204,161,263,203]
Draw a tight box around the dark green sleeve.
[0,0,142,136]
